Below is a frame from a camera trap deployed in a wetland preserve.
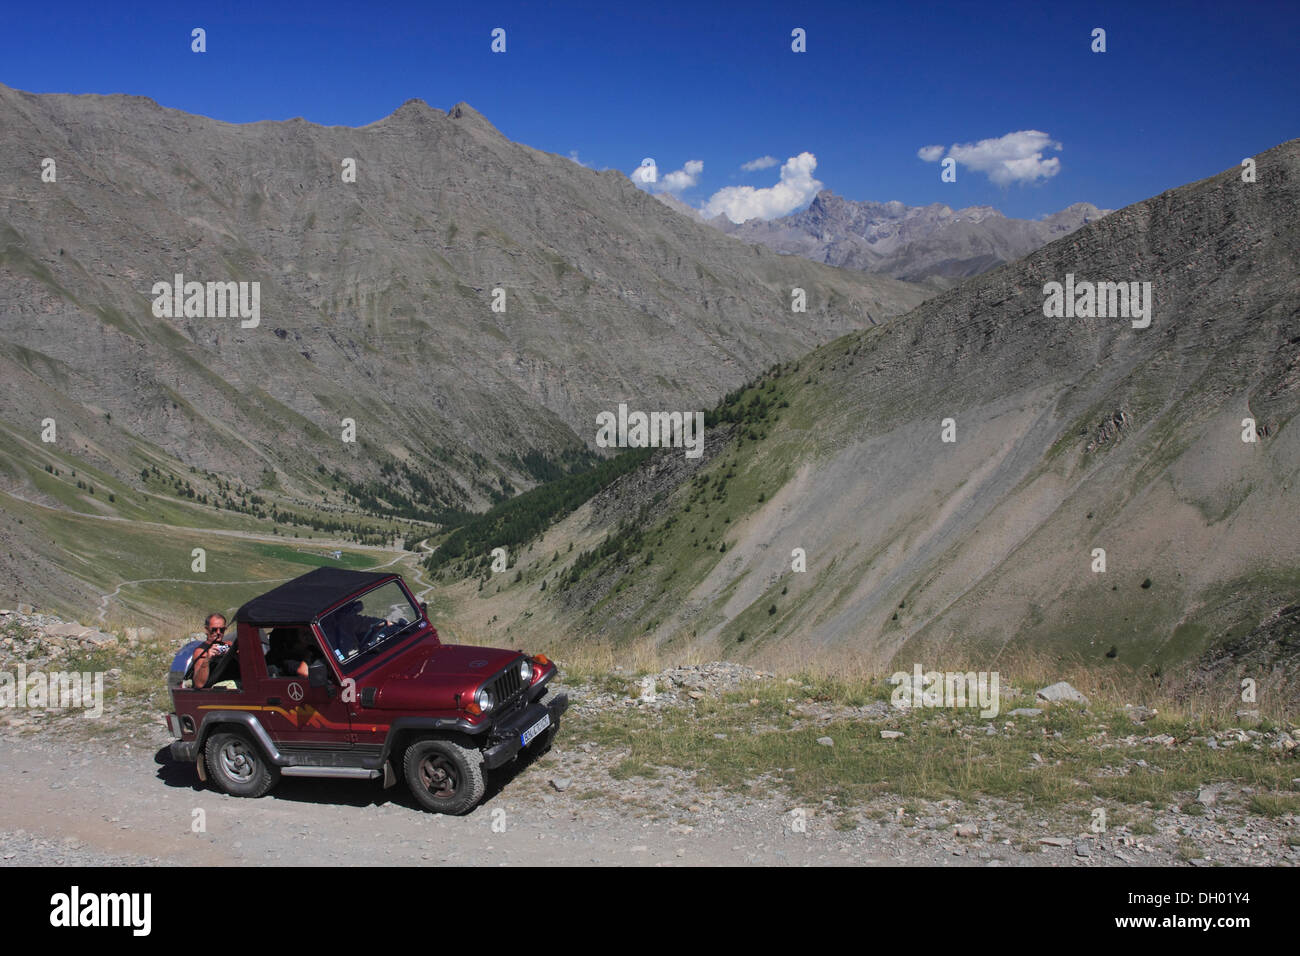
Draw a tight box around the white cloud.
[917,144,944,162]
[629,157,703,194]
[569,149,593,168]
[660,159,703,193]
[702,152,822,224]
[741,155,779,171]
[630,157,657,185]
[925,130,1063,185]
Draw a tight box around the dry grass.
[576,674,1299,812]
[456,627,713,684]
[535,629,1298,724]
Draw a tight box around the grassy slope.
[0,489,396,627]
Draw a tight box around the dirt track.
[0,731,912,867]
[6,705,1287,867]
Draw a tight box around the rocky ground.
[1,612,1297,866]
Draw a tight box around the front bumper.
[482,693,568,770]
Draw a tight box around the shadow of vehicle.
[481,731,557,806]
[154,745,206,791]
[153,737,559,815]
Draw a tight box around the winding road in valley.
[93,543,421,623]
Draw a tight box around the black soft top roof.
[236,567,397,625]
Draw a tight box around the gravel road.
[0,730,908,867]
[6,693,1292,867]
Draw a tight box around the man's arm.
[190,642,222,688]
[191,644,212,688]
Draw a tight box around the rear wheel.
[204,730,279,798]
[403,738,485,815]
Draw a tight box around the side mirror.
[307,658,330,688]
[420,601,429,619]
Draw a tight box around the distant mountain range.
[457,140,1299,690]
[661,190,1109,288]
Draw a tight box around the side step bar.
[281,766,381,780]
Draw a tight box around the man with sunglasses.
[189,613,231,689]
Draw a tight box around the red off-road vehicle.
[164,567,566,814]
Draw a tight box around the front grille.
[487,660,525,709]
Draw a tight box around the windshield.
[318,580,421,666]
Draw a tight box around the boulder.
[1127,705,1157,723]
[1035,681,1090,706]
[44,622,90,639]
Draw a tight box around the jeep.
[164,567,566,815]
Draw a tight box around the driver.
[329,601,391,659]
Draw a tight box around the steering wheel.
[359,620,387,649]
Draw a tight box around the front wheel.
[403,738,485,815]
[204,730,280,798]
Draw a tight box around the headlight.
[519,659,534,683]
[475,687,494,713]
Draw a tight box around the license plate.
[521,713,551,747]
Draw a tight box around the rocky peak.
[447,101,500,135]
[378,97,442,129]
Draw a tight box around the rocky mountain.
[448,139,1300,692]
[0,84,927,507]
[710,191,1109,287]
[0,84,930,612]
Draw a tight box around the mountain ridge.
[0,82,927,498]
[708,188,1111,287]
[0,82,928,612]
[441,138,1299,689]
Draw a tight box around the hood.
[367,643,523,711]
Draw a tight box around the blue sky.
[3,0,1297,221]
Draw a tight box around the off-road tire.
[204,730,280,798]
[403,738,485,815]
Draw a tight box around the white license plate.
[521,713,551,747]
